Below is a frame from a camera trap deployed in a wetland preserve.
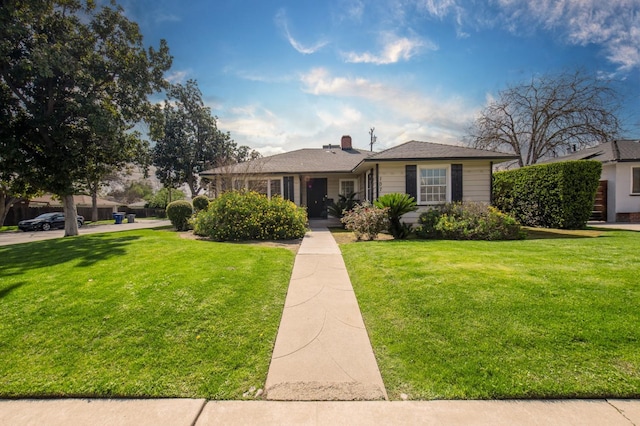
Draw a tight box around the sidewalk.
[2,396,639,425]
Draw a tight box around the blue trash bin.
[113,212,125,224]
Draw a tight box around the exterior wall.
[613,162,640,221]
[375,160,493,224]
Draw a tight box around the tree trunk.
[0,193,19,228]
[91,190,98,222]
[62,194,79,237]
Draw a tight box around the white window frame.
[418,165,450,205]
[631,167,640,195]
[270,178,282,198]
[339,179,357,196]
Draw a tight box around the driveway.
[0,219,171,247]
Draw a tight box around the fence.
[4,205,165,226]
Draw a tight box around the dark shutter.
[405,165,417,200]
[451,164,463,202]
[283,176,294,202]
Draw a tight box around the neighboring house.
[547,140,640,223]
[29,194,120,210]
[200,136,517,221]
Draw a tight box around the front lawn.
[339,229,640,400]
[0,229,295,399]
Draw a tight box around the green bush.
[374,193,418,239]
[415,202,524,240]
[493,160,601,229]
[193,190,307,241]
[166,200,193,231]
[327,192,358,222]
[341,202,389,241]
[192,195,210,212]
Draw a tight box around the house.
[200,136,517,221]
[547,140,640,222]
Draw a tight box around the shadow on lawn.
[0,234,141,279]
[524,228,604,240]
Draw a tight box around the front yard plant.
[341,202,389,241]
[166,199,193,231]
[193,190,307,241]
[415,202,525,240]
[339,228,640,400]
[0,229,294,399]
[374,193,418,239]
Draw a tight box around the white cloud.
[343,32,436,64]
[275,9,328,55]
[165,70,189,84]
[299,68,477,143]
[414,0,640,71]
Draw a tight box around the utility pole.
[369,127,377,151]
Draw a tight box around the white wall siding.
[461,162,492,202]
[614,163,640,214]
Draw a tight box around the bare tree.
[470,70,621,167]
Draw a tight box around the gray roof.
[201,147,373,176]
[201,140,518,177]
[545,140,640,164]
[364,140,517,161]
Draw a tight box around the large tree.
[470,70,621,167]
[0,0,171,236]
[150,79,259,198]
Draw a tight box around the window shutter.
[451,164,463,202]
[405,165,417,199]
[283,176,294,202]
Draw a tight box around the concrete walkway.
[264,225,387,400]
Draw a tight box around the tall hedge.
[493,160,601,229]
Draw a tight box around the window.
[419,167,447,203]
[632,167,640,194]
[248,179,268,195]
[233,179,245,190]
[270,179,282,197]
[339,179,356,196]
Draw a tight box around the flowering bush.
[341,202,389,241]
[415,202,525,240]
[193,190,307,241]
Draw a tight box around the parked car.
[18,212,85,232]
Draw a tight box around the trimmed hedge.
[192,195,210,212]
[193,190,307,241]
[493,160,601,229]
[166,200,193,231]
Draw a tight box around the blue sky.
[120,0,640,155]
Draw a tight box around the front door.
[306,178,327,218]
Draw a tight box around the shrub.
[415,202,524,240]
[493,160,601,229]
[374,193,418,239]
[192,195,210,212]
[166,200,193,231]
[193,191,307,241]
[341,202,389,241]
[327,192,358,222]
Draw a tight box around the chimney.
[341,135,352,150]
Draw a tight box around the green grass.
[0,226,18,232]
[0,229,294,399]
[339,229,640,400]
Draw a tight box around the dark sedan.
[18,212,85,232]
